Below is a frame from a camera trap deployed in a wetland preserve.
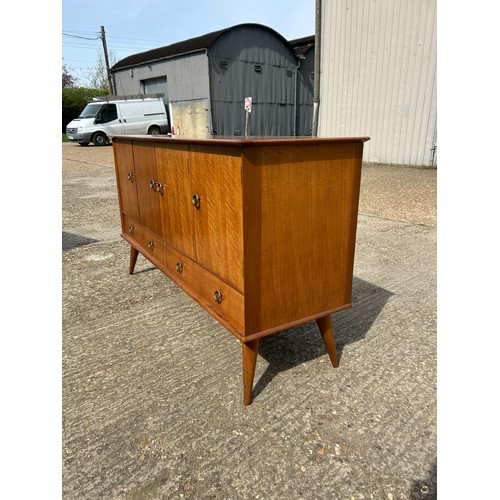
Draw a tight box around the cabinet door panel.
[190,146,244,292]
[132,141,163,237]
[113,140,139,221]
[156,143,195,259]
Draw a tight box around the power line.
[62,28,170,74]
[63,29,169,45]
[62,30,170,47]
[63,29,98,34]
[63,32,99,41]
[107,34,169,44]
[62,42,101,49]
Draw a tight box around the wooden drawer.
[165,244,245,336]
[123,214,166,267]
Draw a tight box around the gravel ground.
[62,142,436,499]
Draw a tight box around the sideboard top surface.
[112,135,370,147]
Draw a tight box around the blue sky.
[62,0,315,85]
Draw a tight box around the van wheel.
[93,132,109,146]
[148,126,161,136]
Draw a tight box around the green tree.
[85,50,117,92]
[62,64,78,88]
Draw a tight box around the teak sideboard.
[112,135,369,405]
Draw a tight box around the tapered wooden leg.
[242,339,259,406]
[316,315,339,367]
[129,246,139,275]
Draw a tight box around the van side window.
[100,104,118,123]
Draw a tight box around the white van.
[66,95,170,146]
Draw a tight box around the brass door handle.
[192,194,201,209]
[150,179,164,195]
[148,241,155,251]
[127,172,134,181]
[175,262,183,273]
[128,225,134,235]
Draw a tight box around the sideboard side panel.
[242,142,363,336]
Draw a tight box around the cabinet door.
[156,143,195,259]
[113,139,139,221]
[190,145,244,292]
[132,141,163,237]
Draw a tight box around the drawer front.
[123,214,166,267]
[165,244,245,335]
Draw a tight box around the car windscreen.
[78,103,103,118]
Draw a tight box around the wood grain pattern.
[113,134,369,148]
[242,143,363,336]
[129,246,139,275]
[122,215,166,269]
[156,143,195,259]
[132,141,163,237]
[113,136,368,405]
[242,339,259,406]
[113,139,139,222]
[115,138,364,340]
[164,243,245,335]
[190,145,244,292]
[316,315,339,367]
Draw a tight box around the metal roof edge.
[111,23,301,71]
[111,48,208,72]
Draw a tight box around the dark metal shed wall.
[208,25,298,136]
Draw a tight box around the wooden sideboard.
[112,135,369,405]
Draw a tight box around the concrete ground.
[62,142,436,499]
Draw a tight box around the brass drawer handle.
[192,194,201,209]
[213,290,223,304]
[156,182,164,195]
[128,225,134,235]
[148,241,155,251]
[127,171,134,181]
[175,262,183,273]
[150,179,157,191]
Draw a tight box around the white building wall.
[319,0,437,166]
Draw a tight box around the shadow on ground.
[62,232,99,251]
[409,460,437,499]
[253,276,394,399]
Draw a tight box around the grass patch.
[62,133,69,142]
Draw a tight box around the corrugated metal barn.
[111,24,312,137]
[318,0,437,166]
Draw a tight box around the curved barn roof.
[112,23,298,71]
[288,35,315,56]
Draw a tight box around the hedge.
[62,87,108,132]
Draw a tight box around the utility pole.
[100,26,114,95]
[312,0,321,136]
